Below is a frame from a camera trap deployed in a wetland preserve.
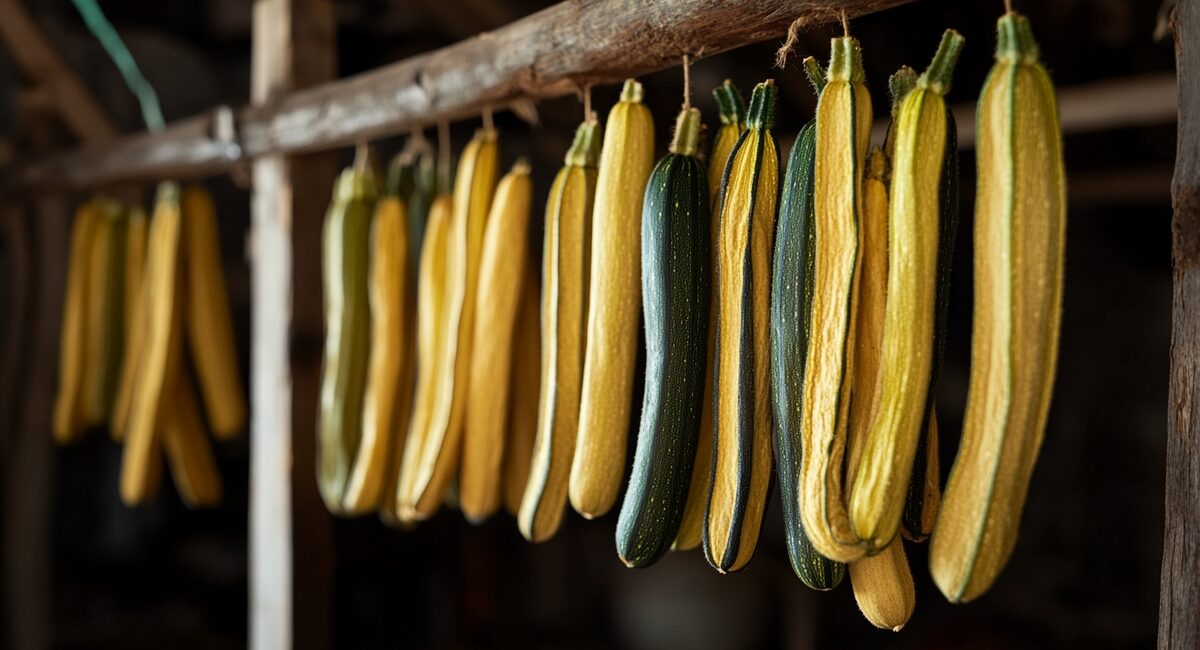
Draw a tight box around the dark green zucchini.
[771,118,845,590]
[770,58,845,590]
[616,107,710,568]
[902,107,959,541]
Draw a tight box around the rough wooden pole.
[248,1,336,649]
[5,0,915,191]
[1161,0,1200,647]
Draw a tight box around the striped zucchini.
[704,80,778,574]
[519,118,599,543]
[931,12,1066,603]
[799,36,874,564]
[393,193,454,524]
[573,80,656,519]
[121,183,184,506]
[675,80,746,552]
[848,30,964,551]
[772,58,846,590]
[379,142,437,524]
[343,178,409,514]
[317,165,376,514]
[616,107,709,568]
[397,128,499,520]
[503,269,541,517]
[462,162,534,522]
[904,89,960,542]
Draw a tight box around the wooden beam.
[1161,0,1200,647]
[0,0,118,142]
[4,0,914,191]
[248,1,336,649]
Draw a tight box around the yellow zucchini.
[519,119,599,542]
[572,80,656,518]
[462,162,533,522]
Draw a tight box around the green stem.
[713,80,746,126]
[746,80,777,131]
[803,56,827,95]
[919,30,966,95]
[996,12,1040,65]
[669,107,703,156]
[827,37,865,84]
[620,79,644,104]
[565,119,601,168]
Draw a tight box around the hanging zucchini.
[81,201,126,427]
[704,80,778,574]
[316,163,376,514]
[462,161,533,522]
[674,81,746,552]
[931,12,1066,603]
[182,186,246,439]
[847,30,963,553]
[342,175,408,514]
[772,57,845,591]
[397,128,499,520]
[120,183,184,506]
[111,205,148,441]
[392,191,454,524]
[675,79,746,553]
[519,118,599,543]
[504,269,541,517]
[54,200,102,443]
[573,80,656,519]
[616,106,709,568]
[799,35,874,564]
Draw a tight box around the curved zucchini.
[847,31,963,551]
[503,269,541,517]
[121,183,183,505]
[931,13,1065,603]
[182,186,246,439]
[316,166,376,513]
[111,206,148,441]
[343,186,408,514]
[703,80,778,574]
[772,110,846,590]
[903,105,959,542]
[799,36,874,564]
[518,119,599,542]
[462,162,534,522]
[616,107,709,568]
[54,201,102,443]
[391,193,453,524]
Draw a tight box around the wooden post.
[1162,0,1200,647]
[249,1,336,649]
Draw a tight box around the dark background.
[0,0,1176,648]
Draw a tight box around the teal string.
[69,0,165,132]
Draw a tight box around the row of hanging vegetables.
[55,184,244,508]
[49,9,1064,632]
[318,11,1064,630]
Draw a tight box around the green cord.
[70,0,165,132]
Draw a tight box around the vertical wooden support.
[1162,1,1200,647]
[1,195,63,650]
[249,1,336,649]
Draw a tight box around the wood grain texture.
[1161,0,1200,647]
[4,0,912,191]
[248,1,337,649]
